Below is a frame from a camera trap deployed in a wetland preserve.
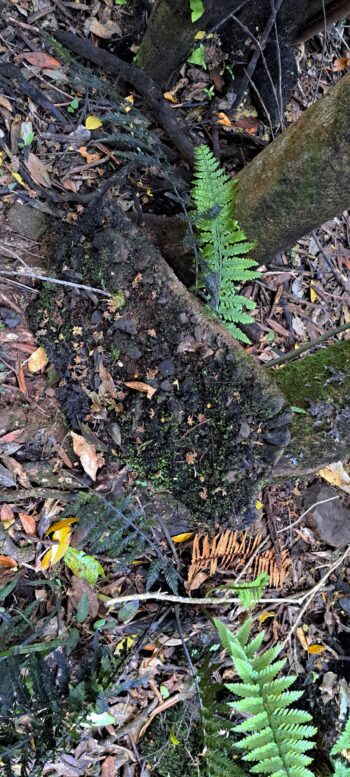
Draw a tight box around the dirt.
[28,197,291,528]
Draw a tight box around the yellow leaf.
[171,531,194,543]
[51,526,72,564]
[11,171,30,189]
[28,346,49,373]
[124,95,134,113]
[258,610,276,623]
[256,499,263,510]
[318,461,350,494]
[296,626,309,651]
[85,115,103,130]
[46,516,78,535]
[216,111,232,127]
[308,643,326,655]
[115,636,135,653]
[40,527,72,569]
[194,30,206,40]
[169,728,180,746]
[310,284,318,302]
[163,91,178,104]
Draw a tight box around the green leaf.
[76,592,90,623]
[117,599,140,623]
[81,710,116,728]
[189,0,204,23]
[160,684,170,699]
[291,405,308,415]
[64,547,105,585]
[187,44,207,69]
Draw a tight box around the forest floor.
[1,2,350,776]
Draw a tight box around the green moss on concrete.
[274,341,350,406]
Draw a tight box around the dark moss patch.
[30,199,290,528]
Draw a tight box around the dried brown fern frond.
[185,529,290,592]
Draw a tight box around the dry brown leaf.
[17,362,28,395]
[69,576,99,619]
[71,432,104,481]
[78,146,101,164]
[25,152,52,189]
[0,95,12,112]
[15,51,61,69]
[88,19,122,38]
[216,111,232,126]
[124,381,156,400]
[0,555,17,568]
[19,512,36,535]
[28,346,49,373]
[98,362,117,398]
[101,756,117,777]
[1,455,31,488]
[0,428,24,444]
[1,504,14,523]
[333,57,350,72]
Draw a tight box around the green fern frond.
[191,145,259,343]
[334,761,350,777]
[214,618,317,777]
[332,716,350,757]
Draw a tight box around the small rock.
[339,598,350,615]
[160,379,173,392]
[158,359,174,377]
[7,202,48,239]
[114,317,138,335]
[304,484,350,547]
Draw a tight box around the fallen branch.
[53,30,195,166]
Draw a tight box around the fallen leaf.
[310,284,319,302]
[1,456,30,488]
[171,532,194,543]
[0,429,24,444]
[69,576,99,619]
[296,626,309,651]
[318,461,350,494]
[101,755,117,777]
[19,512,36,535]
[308,643,327,654]
[15,51,61,69]
[46,516,78,534]
[333,57,350,72]
[64,547,105,585]
[0,95,12,112]
[163,91,179,104]
[216,111,232,127]
[41,525,72,569]
[25,152,52,188]
[0,555,17,568]
[0,463,16,488]
[258,610,276,623]
[78,146,101,163]
[185,451,197,465]
[27,346,49,373]
[124,381,156,400]
[88,19,122,39]
[1,504,14,522]
[71,432,104,481]
[85,115,103,130]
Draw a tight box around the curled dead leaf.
[28,346,49,373]
[71,431,104,481]
[0,555,17,568]
[124,381,156,400]
[15,51,61,69]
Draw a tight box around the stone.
[7,202,48,239]
[304,484,350,547]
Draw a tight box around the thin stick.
[311,230,350,304]
[0,270,112,298]
[280,544,350,650]
[265,320,350,367]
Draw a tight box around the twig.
[53,30,195,165]
[311,230,350,304]
[265,320,350,367]
[277,495,340,534]
[280,544,350,650]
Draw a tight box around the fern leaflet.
[191,145,259,343]
[214,617,317,777]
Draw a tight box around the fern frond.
[214,618,317,777]
[333,761,350,777]
[191,145,259,342]
[332,715,350,756]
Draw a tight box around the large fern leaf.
[214,618,317,777]
[191,145,259,343]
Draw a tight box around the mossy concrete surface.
[273,340,350,476]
